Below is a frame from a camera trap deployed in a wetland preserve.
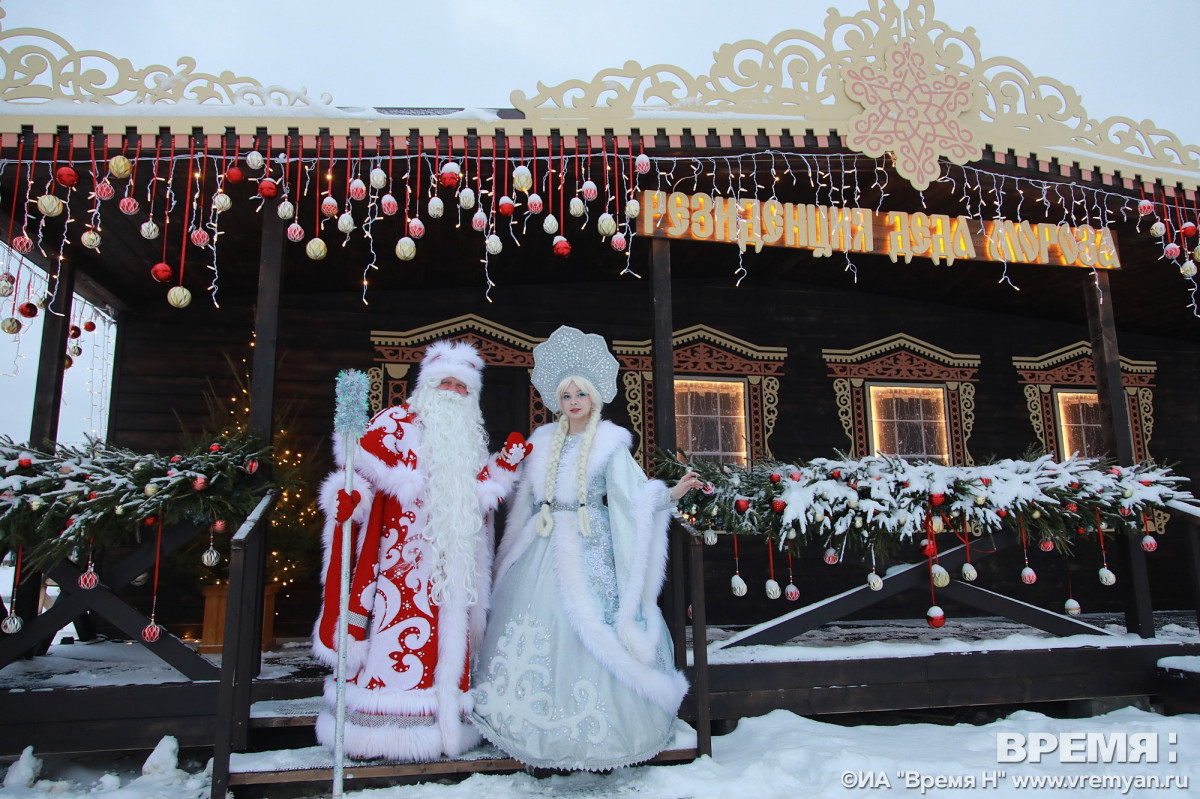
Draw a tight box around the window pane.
[1057,391,1102,458]
[674,379,748,465]
[869,385,949,463]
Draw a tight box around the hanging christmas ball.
[140,220,160,240]
[1039,538,1055,552]
[543,213,559,235]
[167,285,192,308]
[485,233,503,255]
[427,196,445,219]
[625,198,641,220]
[201,547,221,568]
[77,569,99,590]
[18,301,38,319]
[225,166,244,184]
[37,194,64,217]
[211,192,232,213]
[552,235,571,258]
[867,572,884,591]
[581,180,598,201]
[192,475,209,491]
[143,483,159,496]
[208,442,221,452]
[764,578,781,600]
[258,178,278,198]
[244,457,259,474]
[784,582,800,601]
[150,264,172,286]
[1141,534,1158,552]
[1182,221,1197,237]
[931,564,950,587]
[80,229,102,250]
[83,320,96,332]
[68,343,82,358]
[94,180,115,201]
[0,318,20,335]
[395,236,417,261]
[117,196,140,215]
[703,530,718,546]
[919,538,937,557]
[512,165,533,193]
[926,606,946,628]
[190,228,210,248]
[1182,262,1198,278]
[733,498,750,514]
[1,614,23,635]
[770,498,787,513]
[527,193,544,214]
[471,210,488,232]
[380,193,399,216]
[1098,567,1117,586]
[348,178,368,202]
[634,153,651,174]
[439,162,461,188]
[1064,597,1081,616]
[337,212,356,234]
[458,187,476,210]
[286,222,305,243]
[69,324,81,339]
[610,232,627,252]
[569,196,586,217]
[931,516,945,533]
[369,167,388,190]
[597,212,618,236]
[730,573,748,597]
[1020,566,1037,585]
[11,235,33,254]
[1164,242,1181,259]
[108,155,132,179]
[1150,221,1167,237]
[930,493,946,506]
[407,218,426,239]
[244,150,265,170]
[320,195,339,217]
[497,195,515,216]
[213,519,228,533]
[276,200,295,220]
[34,293,50,310]
[305,238,328,261]
[1137,198,1154,216]
[17,453,33,468]
[973,495,987,506]
[823,547,838,565]
[960,562,978,581]
[55,165,78,187]
[701,482,717,497]
[141,623,162,643]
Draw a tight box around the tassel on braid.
[535,415,570,537]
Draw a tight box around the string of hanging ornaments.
[3,138,1199,313]
[654,450,1199,628]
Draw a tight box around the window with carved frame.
[1054,389,1103,459]
[868,383,951,464]
[674,378,750,465]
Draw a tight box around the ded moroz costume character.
[312,340,531,761]
[471,326,693,771]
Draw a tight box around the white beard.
[409,385,488,607]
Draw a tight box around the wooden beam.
[29,255,75,449]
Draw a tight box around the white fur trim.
[614,478,672,665]
[416,340,485,396]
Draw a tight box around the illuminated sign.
[636,190,1120,269]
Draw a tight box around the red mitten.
[335,489,361,524]
[496,432,532,472]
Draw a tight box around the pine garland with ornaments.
[0,432,271,578]
[655,450,1197,570]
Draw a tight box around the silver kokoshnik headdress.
[531,325,619,414]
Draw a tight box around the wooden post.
[1083,270,1153,638]
[688,533,712,756]
[650,238,686,669]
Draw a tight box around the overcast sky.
[1,0,1196,445]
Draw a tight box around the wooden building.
[3,1,1200,793]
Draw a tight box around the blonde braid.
[535,415,570,537]
[575,406,601,536]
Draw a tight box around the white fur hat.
[416,340,485,396]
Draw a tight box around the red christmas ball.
[919,538,937,557]
[170,454,182,462]
[190,228,210,248]
[94,181,116,201]
[209,443,222,452]
[244,458,260,474]
[823,547,838,565]
[931,493,945,506]
[118,196,139,215]
[225,166,244,184]
[926,606,946,628]
[1039,538,1055,552]
[11,235,34,254]
[77,570,99,590]
[789,472,802,482]
[287,222,305,242]
[55,166,78,187]
[213,519,227,533]
[700,482,716,497]
[770,473,782,483]
[18,302,38,319]
[1138,199,1154,216]
[439,165,461,188]
[320,195,339,217]
[771,499,787,513]
[996,508,1008,518]
[1182,221,1198,237]
[192,475,208,491]
[257,178,278,198]
[1065,503,1078,513]
[552,236,571,258]
[141,623,161,643]
[18,456,32,468]
[497,196,515,216]
[144,515,157,526]
[1141,534,1158,552]
[831,469,841,479]
[734,498,750,514]
[407,218,426,239]
[69,325,81,339]
[1021,566,1037,585]
[83,320,97,332]
[150,262,173,283]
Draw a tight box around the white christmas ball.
[369,167,388,190]
[485,233,503,255]
[68,344,82,357]
[305,238,328,261]
[1098,567,1117,586]
[611,232,627,252]
[1,614,23,635]
[765,578,781,600]
[543,213,559,235]
[512,165,533,193]
[108,154,132,179]
[348,178,367,201]
[961,562,978,581]
[276,200,295,220]
[730,574,748,597]
[380,193,399,216]
[1020,566,1037,585]
[287,222,305,242]
[784,582,800,601]
[1064,598,1081,616]
[37,194,64,217]
[321,196,339,218]
[1182,261,1198,278]
[245,150,265,170]
[569,197,586,217]
[471,210,488,232]
[140,221,160,240]
[201,547,221,568]
[866,572,883,591]
[625,198,641,220]
[427,196,445,219]
[212,192,232,213]
[458,187,476,210]
[931,564,950,587]
[337,212,356,233]
[581,180,598,201]
[634,153,651,174]
[395,236,417,261]
[527,193,544,214]
[166,286,192,308]
[80,229,102,250]
[597,212,618,236]
[1141,534,1158,552]
[1150,221,1167,237]
[407,218,426,239]
[703,530,718,546]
